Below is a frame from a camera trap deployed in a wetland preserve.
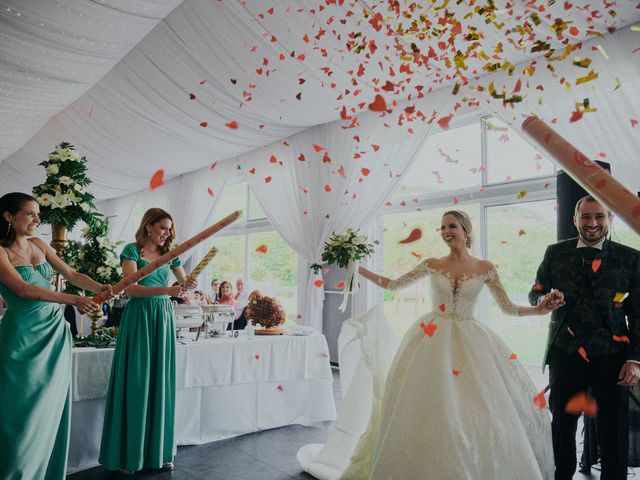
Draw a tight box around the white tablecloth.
[68,333,336,474]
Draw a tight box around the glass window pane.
[212,182,247,224]
[486,200,557,365]
[394,123,482,198]
[611,217,640,250]
[248,189,267,221]
[382,205,480,339]
[206,235,246,298]
[486,117,555,184]
[248,231,298,325]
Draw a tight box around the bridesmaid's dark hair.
[134,208,176,255]
[0,192,38,247]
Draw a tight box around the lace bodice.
[386,260,520,319]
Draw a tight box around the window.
[485,200,558,365]
[249,231,297,323]
[393,122,482,198]
[611,218,640,251]
[208,234,246,294]
[485,116,556,184]
[204,178,298,324]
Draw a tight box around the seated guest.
[234,278,245,300]
[217,280,235,306]
[193,290,206,305]
[206,278,220,304]
[230,284,250,330]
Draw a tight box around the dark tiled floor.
[69,368,633,479]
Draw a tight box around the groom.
[529,195,640,480]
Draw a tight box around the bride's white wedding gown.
[298,262,553,480]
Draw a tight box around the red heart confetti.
[335,281,346,289]
[532,390,547,409]
[419,321,437,337]
[565,392,597,417]
[225,120,239,130]
[398,228,422,244]
[368,94,388,112]
[313,279,324,288]
[149,169,164,190]
[591,258,602,273]
[255,244,268,254]
[438,303,446,312]
[509,353,518,361]
[452,370,461,376]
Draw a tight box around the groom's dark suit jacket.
[529,238,640,366]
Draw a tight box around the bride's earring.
[6,221,11,234]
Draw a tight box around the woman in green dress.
[0,192,111,480]
[99,208,196,475]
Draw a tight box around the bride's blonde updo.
[442,210,473,248]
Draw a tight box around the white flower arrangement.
[312,228,377,312]
[32,142,99,230]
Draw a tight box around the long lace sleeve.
[386,261,431,291]
[486,268,520,316]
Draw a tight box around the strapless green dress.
[0,261,72,480]
[99,243,180,471]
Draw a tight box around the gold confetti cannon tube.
[521,116,640,235]
[188,245,219,279]
[92,210,241,304]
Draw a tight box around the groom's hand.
[549,288,565,308]
[618,361,640,387]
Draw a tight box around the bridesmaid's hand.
[74,296,101,315]
[167,285,188,298]
[184,276,198,290]
[98,284,114,301]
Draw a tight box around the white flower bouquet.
[32,142,99,230]
[312,228,377,311]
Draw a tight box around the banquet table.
[68,332,336,474]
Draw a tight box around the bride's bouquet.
[312,228,377,312]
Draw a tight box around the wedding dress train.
[298,263,553,480]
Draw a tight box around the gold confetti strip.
[613,292,629,303]
[575,71,599,86]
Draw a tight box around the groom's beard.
[578,224,609,245]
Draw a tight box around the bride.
[298,210,559,480]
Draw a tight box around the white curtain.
[241,93,455,330]
[96,160,233,271]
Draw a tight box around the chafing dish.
[201,304,235,337]
[173,304,206,341]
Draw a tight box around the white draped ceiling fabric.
[1,1,639,325]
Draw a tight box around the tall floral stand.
[50,223,69,292]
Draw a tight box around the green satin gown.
[0,261,72,480]
[99,243,180,471]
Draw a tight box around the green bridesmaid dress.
[99,243,180,471]
[0,261,72,480]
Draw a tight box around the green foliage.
[61,217,123,295]
[32,142,98,230]
[73,327,119,348]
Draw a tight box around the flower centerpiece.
[245,290,286,334]
[311,228,377,312]
[32,142,100,235]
